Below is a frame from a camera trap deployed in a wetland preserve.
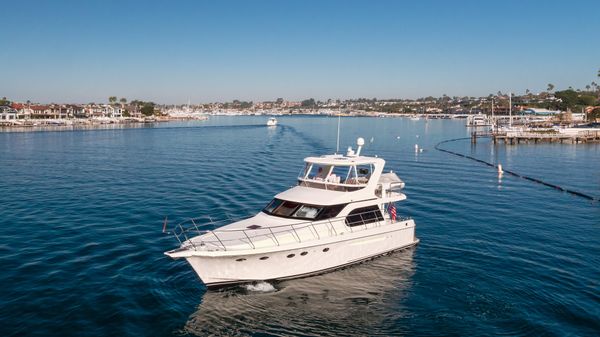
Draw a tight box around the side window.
[316,204,347,220]
[345,206,383,227]
[263,199,283,213]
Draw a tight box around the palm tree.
[547,83,554,92]
[586,84,591,92]
[108,96,117,104]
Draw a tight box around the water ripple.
[0,117,598,336]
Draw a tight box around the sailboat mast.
[491,98,494,132]
[509,92,512,128]
[336,114,341,154]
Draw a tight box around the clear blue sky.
[1,0,599,104]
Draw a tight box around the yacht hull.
[184,220,417,288]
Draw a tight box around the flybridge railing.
[297,179,367,192]
[165,210,411,252]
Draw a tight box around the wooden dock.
[491,130,600,144]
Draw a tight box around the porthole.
[322,248,330,252]
[287,254,295,258]
[259,256,269,260]
[300,251,308,256]
[236,258,246,262]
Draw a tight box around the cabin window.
[293,205,320,219]
[273,201,300,217]
[263,199,347,220]
[345,206,384,227]
[263,199,283,214]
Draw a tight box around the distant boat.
[266,117,277,126]
[466,114,491,127]
[410,115,420,121]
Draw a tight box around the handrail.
[168,209,411,252]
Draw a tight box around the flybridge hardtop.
[165,137,418,288]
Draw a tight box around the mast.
[491,98,495,132]
[509,92,512,128]
[336,114,341,154]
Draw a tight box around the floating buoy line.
[435,136,598,202]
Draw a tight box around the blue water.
[1,117,598,336]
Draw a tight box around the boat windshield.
[262,198,346,220]
[298,162,373,190]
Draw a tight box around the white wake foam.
[244,281,276,292]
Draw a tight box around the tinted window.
[263,199,283,213]
[263,199,346,220]
[345,206,384,227]
[317,204,346,220]
[273,201,300,217]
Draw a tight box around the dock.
[490,130,600,144]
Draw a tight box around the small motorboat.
[266,117,277,126]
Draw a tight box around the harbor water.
[0,117,598,336]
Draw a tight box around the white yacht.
[165,138,419,288]
[266,117,278,126]
[466,114,490,127]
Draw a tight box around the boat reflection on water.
[182,247,417,336]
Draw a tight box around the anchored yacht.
[165,138,419,288]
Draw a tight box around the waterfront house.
[28,105,53,119]
[66,104,85,118]
[106,105,122,118]
[0,106,18,121]
[84,104,106,118]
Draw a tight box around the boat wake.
[243,281,277,293]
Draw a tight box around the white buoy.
[396,136,400,139]
[498,164,504,174]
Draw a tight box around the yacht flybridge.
[165,138,419,288]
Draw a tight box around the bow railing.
[165,209,411,252]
